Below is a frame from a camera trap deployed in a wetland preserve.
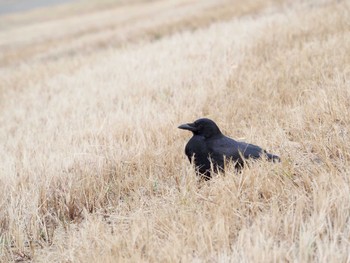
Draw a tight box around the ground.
[0,0,350,262]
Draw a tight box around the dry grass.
[1,0,350,262]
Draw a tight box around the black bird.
[178,118,280,179]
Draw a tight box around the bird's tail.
[266,153,281,163]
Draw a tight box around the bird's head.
[178,118,222,138]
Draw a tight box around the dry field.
[1,0,350,262]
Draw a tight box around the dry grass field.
[1,0,350,262]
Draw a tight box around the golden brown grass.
[1,0,350,262]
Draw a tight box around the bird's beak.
[178,122,197,131]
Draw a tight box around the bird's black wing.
[236,141,265,159]
[207,136,242,168]
[237,141,281,162]
[208,136,265,168]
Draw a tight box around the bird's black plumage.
[178,118,280,179]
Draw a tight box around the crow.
[178,118,280,179]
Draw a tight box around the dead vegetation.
[0,0,349,262]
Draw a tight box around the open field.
[1,0,350,262]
